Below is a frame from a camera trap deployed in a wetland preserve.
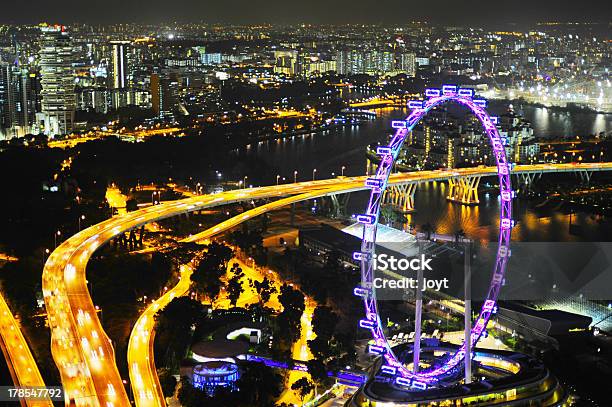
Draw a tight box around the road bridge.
[41,162,612,406]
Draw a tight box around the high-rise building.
[300,55,336,77]
[39,25,76,136]
[110,41,130,89]
[336,49,415,76]
[0,63,10,139]
[336,49,365,75]
[0,62,37,139]
[200,52,222,66]
[274,50,299,76]
[150,70,179,118]
[109,41,132,110]
[77,87,111,113]
[398,52,416,77]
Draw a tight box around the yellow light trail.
[0,293,53,407]
[128,264,194,407]
[43,162,612,406]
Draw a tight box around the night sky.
[2,0,611,26]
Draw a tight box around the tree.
[421,222,434,240]
[380,205,396,225]
[176,376,203,407]
[165,242,201,268]
[249,277,277,306]
[235,363,283,406]
[307,336,332,360]
[156,297,205,365]
[191,242,234,302]
[380,205,407,226]
[279,284,305,316]
[229,229,263,253]
[230,263,244,278]
[157,368,178,398]
[158,297,204,330]
[311,306,338,341]
[308,306,339,361]
[226,274,244,307]
[291,377,314,404]
[332,332,357,368]
[208,241,234,264]
[277,283,305,340]
[126,198,138,212]
[306,359,329,394]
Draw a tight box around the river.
[238,101,612,242]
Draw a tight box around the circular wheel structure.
[354,87,514,389]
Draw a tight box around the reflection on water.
[241,107,407,179]
[515,104,611,138]
[399,182,611,243]
[243,103,611,180]
[242,104,611,242]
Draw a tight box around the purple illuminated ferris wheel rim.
[356,93,513,388]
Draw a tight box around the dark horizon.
[2,0,611,28]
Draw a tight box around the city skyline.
[0,11,609,407]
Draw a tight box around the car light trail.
[43,161,611,404]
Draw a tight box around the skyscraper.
[0,63,10,139]
[398,52,416,77]
[150,70,179,118]
[0,62,36,139]
[109,41,132,110]
[336,49,416,77]
[110,41,130,89]
[39,25,76,136]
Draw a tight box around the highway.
[128,192,323,407]
[128,197,301,406]
[0,293,53,407]
[47,127,183,149]
[43,178,353,406]
[128,264,194,407]
[348,95,407,108]
[42,162,612,406]
[130,161,612,406]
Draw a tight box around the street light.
[243,176,248,189]
[42,248,50,267]
[54,230,61,248]
[312,168,317,181]
[341,165,346,176]
[294,170,298,183]
[78,215,86,231]
[276,175,280,185]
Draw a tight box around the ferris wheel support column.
[413,240,424,373]
[464,241,472,384]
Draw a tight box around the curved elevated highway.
[0,293,53,407]
[42,162,612,406]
